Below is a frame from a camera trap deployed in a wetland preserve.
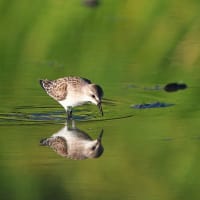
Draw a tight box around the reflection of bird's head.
[84,139,104,158]
[84,129,104,158]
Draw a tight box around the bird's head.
[85,84,104,116]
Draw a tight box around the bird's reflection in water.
[40,121,104,160]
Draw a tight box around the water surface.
[1,1,200,200]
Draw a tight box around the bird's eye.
[91,146,96,150]
[91,94,95,98]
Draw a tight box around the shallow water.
[1,1,200,200]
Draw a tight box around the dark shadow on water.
[164,82,187,92]
[40,121,104,160]
[131,102,175,109]
[83,0,100,7]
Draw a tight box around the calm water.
[1,1,200,200]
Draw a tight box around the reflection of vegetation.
[1,118,200,200]
[1,0,200,199]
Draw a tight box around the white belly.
[58,95,88,109]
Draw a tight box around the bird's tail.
[39,80,45,90]
[39,79,53,91]
[40,138,51,146]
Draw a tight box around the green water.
[1,0,200,199]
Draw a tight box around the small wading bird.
[40,124,104,160]
[39,76,104,119]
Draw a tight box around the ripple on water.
[0,90,177,125]
[0,100,135,125]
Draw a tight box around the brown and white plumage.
[39,76,104,119]
[40,125,104,160]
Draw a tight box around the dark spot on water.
[131,102,174,109]
[164,83,187,92]
[83,0,100,7]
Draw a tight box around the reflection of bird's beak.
[98,102,103,116]
[97,129,104,142]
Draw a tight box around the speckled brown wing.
[40,136,87,160]
[46,136,68,157]
[39,79,68,101]
[65,76,91,88]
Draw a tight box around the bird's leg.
[71,120,76,129]
[66,106,73,121]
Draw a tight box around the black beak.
[97,129,104,142]
[98,102,103,116]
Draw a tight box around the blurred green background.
[1,0,200,199]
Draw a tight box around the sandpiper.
[39,76,104,119]
[40,124,104,160]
